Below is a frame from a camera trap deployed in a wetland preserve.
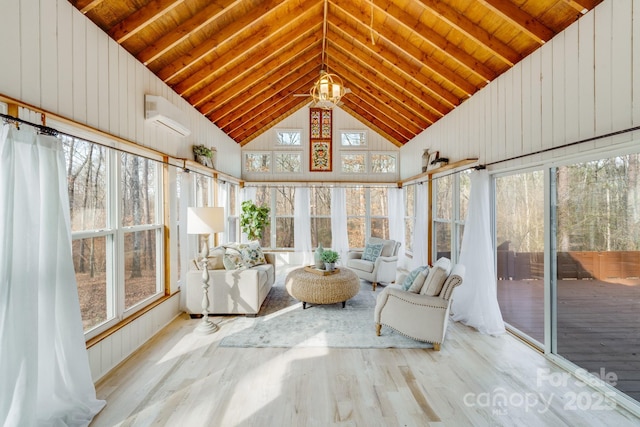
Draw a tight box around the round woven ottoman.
[285,267,360,309]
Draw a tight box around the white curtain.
[179,171,194,311]
[216,180,228,244]
[294,187,312,265]
[0,125,105,425]
[330,187,349,264]
[387,187,406,269]
[412,183,428,269]
[451,170,505,336]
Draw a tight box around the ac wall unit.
[144,94,191,137]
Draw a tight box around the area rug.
[219,280,433,349]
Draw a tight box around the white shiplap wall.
[242,106,400,182]
[400,0,640,178]
[0,0,240,177]
[0,0,240,382]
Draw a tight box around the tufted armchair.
[345,237,400,291]
[374,261,465,351]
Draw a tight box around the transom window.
[341,130,367,146]
[276,129,302,146]
[244,152,271,173]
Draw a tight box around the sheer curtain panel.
[294,187,312,265]
[387,188,406,269]
[179,171,194,311]
[412,184,428,269]
[451,170,505,335]
[0,125,105,425]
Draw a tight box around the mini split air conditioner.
[144,94,191,137]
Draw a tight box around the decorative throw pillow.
[420,258,452,296]
[223,247,245,270]
[401,266,428,291]
[408,267,430,293]
[238,242,267,267]
[362,242,384,262]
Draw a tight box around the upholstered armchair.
[345,237,400,291]
[374,262,465,351]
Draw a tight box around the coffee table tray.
[304,265,340,276]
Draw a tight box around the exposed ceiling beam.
[72,0,105,14]
[210,59,322,126]
[326,44,438,125]
[231,97,309,143]
[336,1,478,96]
[328,21,460,108]
[415,0,521,66]
[341,99,405,146]
[239,101,310,146]
[371,0,497,82]
[155,0,291,82]
[109,0,184,43]
[185,29,322,109]
[563,0,599,13]
[136,0,243,65]
[478,0,555,44]
[327,36,447,121]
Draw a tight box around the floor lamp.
[187,206,225,335]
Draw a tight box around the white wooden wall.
[0,0,241,177]
[243,106,400,182]
[400,0,640,178]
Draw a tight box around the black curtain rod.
[0,112,213,178]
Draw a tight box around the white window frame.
[274,152,302,173]
[341,152,367,174]
[275,129,302,146]
[244,152,272,173]
[340,130,367,147]
[370,152,398,174]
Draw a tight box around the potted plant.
[240,200,270,241]
[321,250,340,272]
[193,144,215,168]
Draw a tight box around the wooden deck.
[498,278,640,402]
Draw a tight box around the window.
[310,187,332,248]
[370,187,389,239]
[276,129,301,145]
[244,152,271,173]
[434,175,453,260]
[275,153,302,173]
[274,187,295,248]
[341,153,366,173]
[371,153,397,173]
[227,182,239,243]
[341,130,367,146]
[346,187,366,248]
[64,136,163,339]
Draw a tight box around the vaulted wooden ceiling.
[71,0,602,147]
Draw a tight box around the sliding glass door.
[495,170,545,344]
[553,154,640,401]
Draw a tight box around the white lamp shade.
[187,207,225,234]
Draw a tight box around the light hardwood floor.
[92,289,640,426]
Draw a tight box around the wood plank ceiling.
[71,0,602,147]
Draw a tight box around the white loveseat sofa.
[185,247,276,317]
[346,237,400,291]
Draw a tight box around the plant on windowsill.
[321,250,340,272]
[240,200,270,241]
[193,144,215,168]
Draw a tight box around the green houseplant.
[321,250,340,271]
[193,144,215,168]
[240,200,270,241]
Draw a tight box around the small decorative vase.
[314,244,324,269]
[324,262,335,272]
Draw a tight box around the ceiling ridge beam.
[137,0,244,65]
[155,0,294,82]
[478,0,554,44]
[367,0,497,82]
[335,0,478,96]
[185,27,322,108]
[328,21,459,108]
[415,0,521,66]
[210,58,322,125]
[109,0,185,44]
